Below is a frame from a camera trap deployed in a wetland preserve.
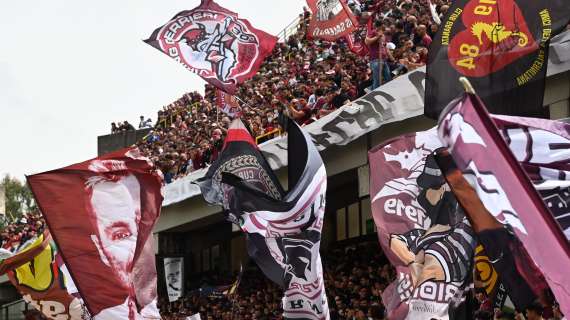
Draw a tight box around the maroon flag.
[307,0,358,41]
[145,0,277,94]
[492,114,570,239]
[369,128,476,319]
[27,148,163,320]
[435,148,546,312]
[215,89,242,118]
[437,93,570,316]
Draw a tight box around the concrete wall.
[97,128,151,156]
[155,72,570,261]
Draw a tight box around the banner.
[6,232,89,320]
[425,0,570,119]
[145,0,277,94]
[346,17,370,57]
[307,0,358,41]
[161,32,570,207]
[215,89,242,118]
[197,119,330,319]
[368,128,476,319]
[27,148,163,320]
[164,257,184,303]
[437,92,570,316]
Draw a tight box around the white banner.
[164,257,184,303]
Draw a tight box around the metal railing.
[0,300,27,320]
[277,15,302,42]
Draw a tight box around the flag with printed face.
[368,128,476,320]
[425,0,570,119]
[27,148,163,320]
[2,231,89,320]
[437,92,570,316]
[216,89,242,118]
[145,0,277,94]
[164,257,184,302]
[197,119,330,319]
[307,0,358,41]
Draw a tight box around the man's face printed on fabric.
[89,175,140,287]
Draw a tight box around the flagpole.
[459,77,476,94]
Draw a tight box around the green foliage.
[1,175,36,224]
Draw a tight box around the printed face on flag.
[27,148,163,319]
[86,173,140,287]
[165,260,182,292]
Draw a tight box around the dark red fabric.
[145,0,278,94]
[27,148,163,318]
[437,93,570,316]
[307,0,358,41]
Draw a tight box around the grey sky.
[0,0,304,180]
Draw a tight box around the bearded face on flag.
[85,172,141,288]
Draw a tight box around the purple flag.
[438,93,570,316]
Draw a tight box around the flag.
[2,231,89,320]
[215,89,242,118]
[491,114,570,239]
[437,92,570,316]
[473,245,508,309]
[368,128,477,319]
[346,18,369,57]
[425,0,570,119]
[435,148,546,312]
[197,119,330,319]
[307,0,358,41]
[27,148,163,320]
[164,257,184,302]
[145,0,277,94]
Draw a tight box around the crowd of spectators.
[0,212,45,254]
[158,241,394,320]
[133,0,449,184]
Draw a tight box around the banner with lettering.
[6,232,89,320]
[369,128,476,319]
[425,0,570,119]
[145,0,277,94]
[307,0,358,41]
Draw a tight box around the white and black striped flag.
[197,119,330,320]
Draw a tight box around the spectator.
[525,301,545,320]
[139,116,153,129]
[136,0,449,183]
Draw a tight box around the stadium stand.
[135,0,451,184]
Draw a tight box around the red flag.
[27,148,163,320]
[216,89,242,118]
[346,31,368,57]
[145,0,277,94]
[437,93,570,316]
[307,0,358,41]
[5,231,89,319]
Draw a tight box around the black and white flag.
[197,119,330,320]
[164,257,184,303]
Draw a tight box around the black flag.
[197,119,330,319]
[425,0,570,119]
